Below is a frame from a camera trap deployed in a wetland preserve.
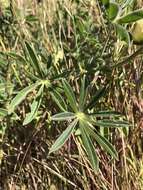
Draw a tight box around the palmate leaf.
[23,85,44,125]
[62,79,78,112]
[8,82,40,114]
[49,119,78,154]
[51,112,75,121]
[80,121,99,171]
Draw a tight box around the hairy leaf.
[49,119,78,154]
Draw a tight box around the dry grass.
[0,0,143,189]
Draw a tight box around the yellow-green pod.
[132,19,143,44]
[0,0,9,9]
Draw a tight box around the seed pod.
[131,19,143,44]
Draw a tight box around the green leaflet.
[94,120,130,128]
[89,110,121,117]
[8,82,40,114]
[117,9,143,24]
[49,119,78,154]
[62,79,78,112]
[79,75,87,111]
[23,85,44,125]
[80,121,99,171]
[25,42,44,77]
[51,112,76,121]
[51,90,67,112]
[107,2,119,21]
[86,122,118,159]
[115,24,130,44]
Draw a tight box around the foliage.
[0,0,143,189]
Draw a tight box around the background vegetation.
[0,0,143,189]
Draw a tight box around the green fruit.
[0,0,9,8]
[132,19,143,43]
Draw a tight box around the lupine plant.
[50,77,129,170]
